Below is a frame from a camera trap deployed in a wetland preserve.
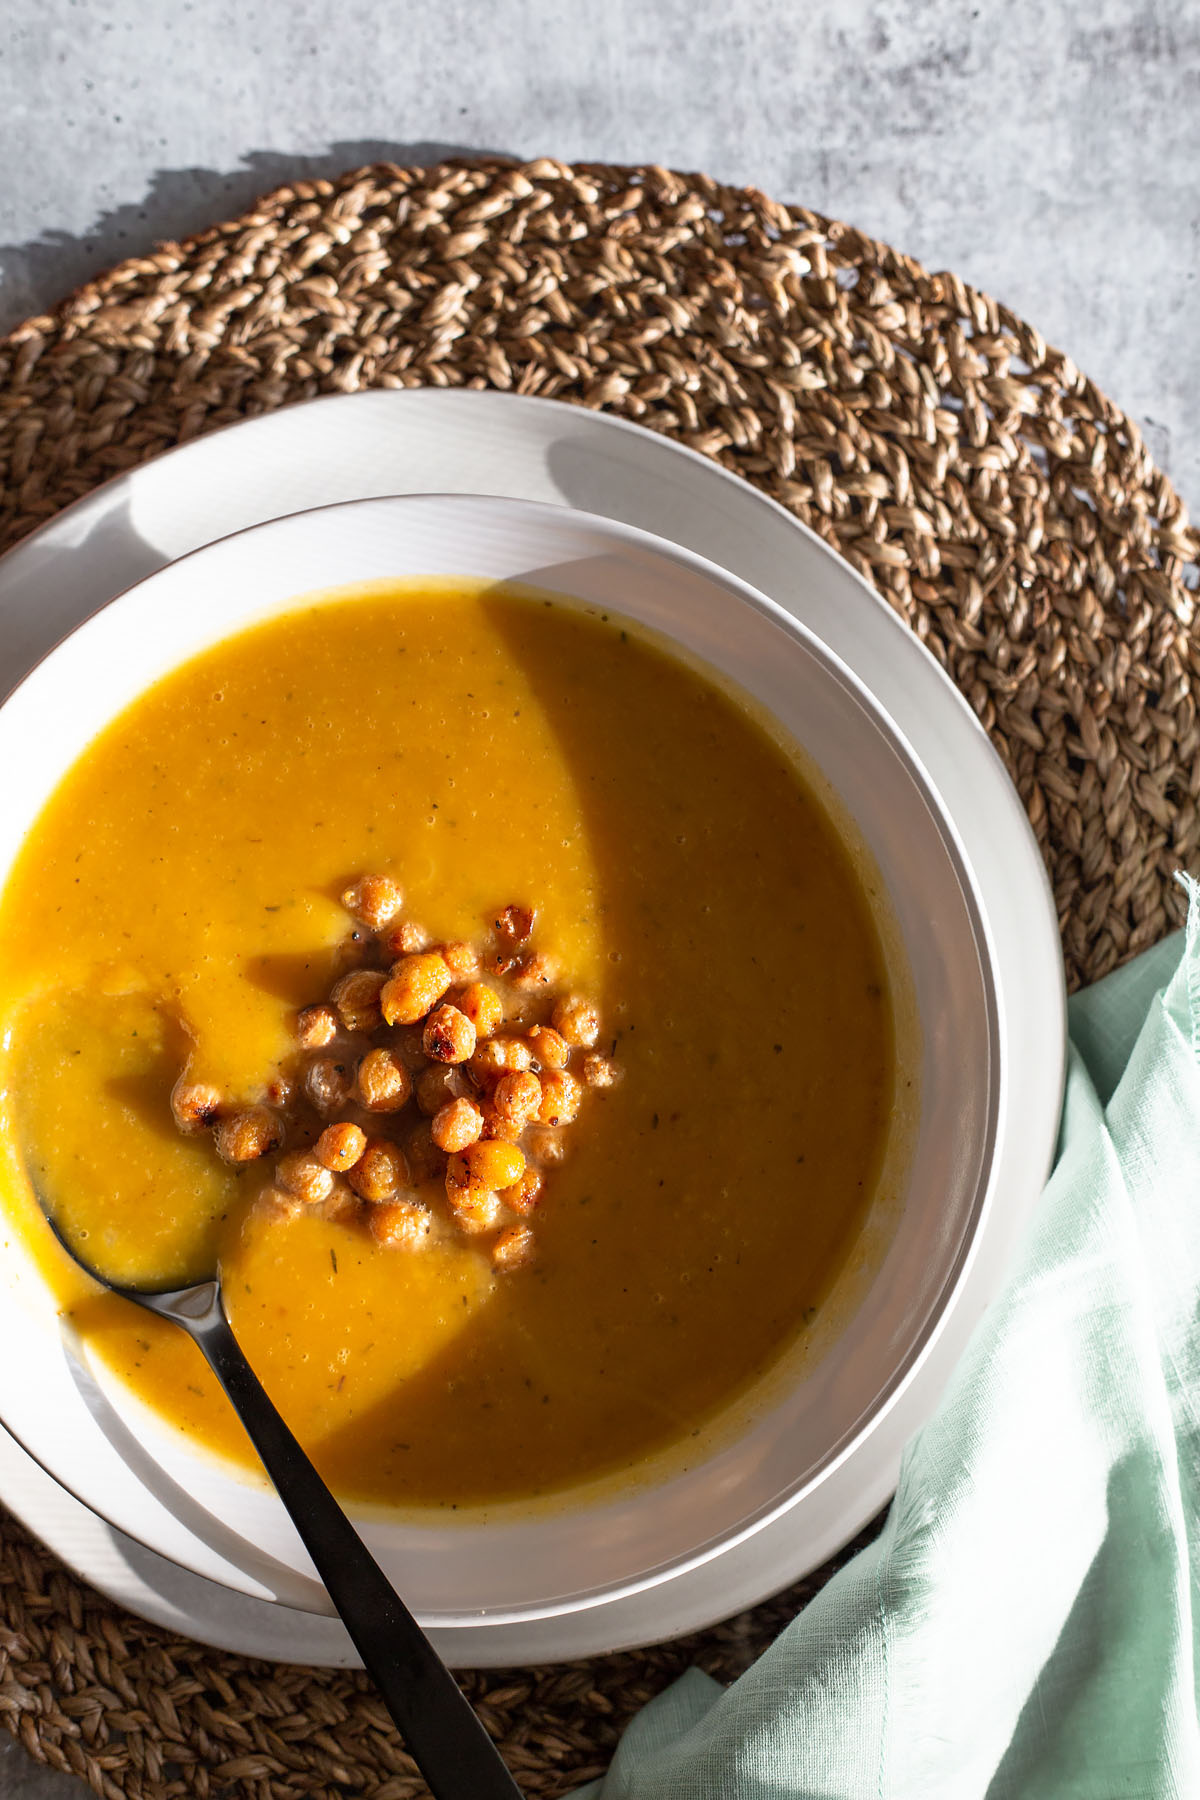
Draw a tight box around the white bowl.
[0,494,996,1625]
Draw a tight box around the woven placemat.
[0,157,1197,1797]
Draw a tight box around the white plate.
[0,391,1065,1667]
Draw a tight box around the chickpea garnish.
[276,1150,336,1206]
[538,1068,582,1126]
[526,1025,569,1070]
[581,1051,621,1088]
[315,1121,367,1172]
[380,918,429,958]
[512,953,555,991]
[304,1056,352,1115]
[348,1138,410,1202]
[551,994,600,1048]
[431,1096,485,1153]
[322,1188,363,1227]
[445,1147,506,1229]
[295,1003,339,1050]
[176,889,613,1264]
[447,1184,504,1235]
[457,982,503,1036]
[493,904,535,944]
[490,1069,542,1130]
[445,1149,508,1232]
[170,1078,223,1134]
[439,941,481,980]
[492,1223,536,1271]
[415,1063,466,1116]
[259,1184,305,1221]
[404,1119,447,1183]
[507,1165,544,1215]
[367,1199,432,1250]
[331,968,388,1033]
[381,952,453,1026]
[470,1036,533,1081]
[479,1102,523,1143]
[341,874,404,932]
[423,1003,476,1065]
[461,1139,526,1191]
[356,1046,413,1112]
[214,1106,281,1165]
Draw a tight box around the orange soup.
[0,586,895,1509]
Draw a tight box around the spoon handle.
[185,1295,524,1800]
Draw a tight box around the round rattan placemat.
[0,158,1197,1797]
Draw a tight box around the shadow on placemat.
[0,156,1198,1795]
[0,141,521,333]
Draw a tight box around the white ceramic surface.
[0,391,1065,1666]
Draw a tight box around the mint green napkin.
[579,879,1200,1799]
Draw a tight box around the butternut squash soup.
[0,585,895,1510]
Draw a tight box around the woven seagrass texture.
[0,157,1197,1796]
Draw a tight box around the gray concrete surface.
[0,1733,82,1799]
[3,0,1199,501]
[0,0,1197,1792]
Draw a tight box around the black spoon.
[41,1226,524,1800]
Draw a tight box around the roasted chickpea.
[526,1025,569,1071]
[462,1139,526,1191]
[368,1199,432,1250]
[479,1102,523,1143]
[490,1069,542,1130]
[551,994,600,1048]
[444,1154,504,1233]
[355,1047,413,1112]
[171,1078,223,1134]
[492,903,535,944]
[446,1182,504,1235]
[524,1124,567,1165]
[492,1223,536,1271]
[276,1150,335,1205]
[404,1119,447,1183]
[431,1096,485,1153]
[259,1183,304,1220]
[347,1138,410,1202]
[331,968,388,1032]
[484,948,520,977]
[416,1063,467,1116]
[507,1165,544,1216]
[315,1121,367,1173]
[512,953,556,992]
[340,873,404,931]
[295,1003,339,1049]
[469,1036,533,1082]
[303,1056,352,1115]
[381,952,453,1025]
[581,1051,621,1088]
[379,918,429,958]
[457,982,503,1037]
[423,1003,476,1065]
[538,1068,583,1126]
[439,941,481,980]
[321,1187,363,1227]
[264,1072,295,1108]
[214,1106,281,1164]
